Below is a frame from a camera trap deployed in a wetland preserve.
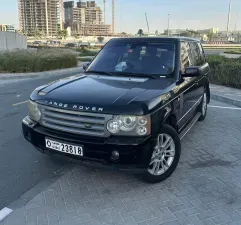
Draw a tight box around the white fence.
[0,32,27,51]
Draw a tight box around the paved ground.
[0,72,83,209]
[1,99,241,225]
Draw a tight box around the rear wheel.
[143,124,181,183]
[197,91,207,121]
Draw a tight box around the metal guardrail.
[203,44,241,49]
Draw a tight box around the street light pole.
[227,0,232,37]
[167,14,170,36]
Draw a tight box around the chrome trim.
[177,95,203,123]
[156,83,196,113]
[40,106,113,137]
[180,112,201,140]
[22,116,37,128]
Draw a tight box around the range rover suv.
[22,37,210,183]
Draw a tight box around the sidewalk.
[0,62,85,80]
[210,84,241,107]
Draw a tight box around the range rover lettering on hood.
[44,100,104,112]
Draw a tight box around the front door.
[177,41,204,130]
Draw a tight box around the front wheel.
[143,124,181,183]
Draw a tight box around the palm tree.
[58,30,68,40]
[207,32,214,42]
[137,29,144,36]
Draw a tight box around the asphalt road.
[204,49,225,55]
[0,71,241,213]
[0,71,82,209]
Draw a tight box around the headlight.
[28,100,41,122]
[107,115,151,136]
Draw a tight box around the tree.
[97,36,104,43]
[121,32,127,36]
[34,30,41,38]
[74,34,78,40]
[155,30,159,36]
[137,29,144,36]
[207,32,214,42]
[58,29,68,39]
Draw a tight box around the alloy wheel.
[148,133,175,176]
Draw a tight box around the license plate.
[45,138,83,156]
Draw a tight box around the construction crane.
[102,0,115,33]
[145,13,150,34]
[103,0,106,24]
[227,0,232,37]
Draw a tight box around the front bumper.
[22,117,153,169]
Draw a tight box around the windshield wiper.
[84,71,114,76]
[114,72,160,79]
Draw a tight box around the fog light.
[110,150,120,161]
[27,132,31,141]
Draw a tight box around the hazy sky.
[1,0,241,33]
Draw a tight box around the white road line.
[0,207,13,221]
[12,100,29,106]
[224,93,241,97]
[209,105,241,110]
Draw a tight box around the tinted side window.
[180,42,191,73]
[189,42,205,66]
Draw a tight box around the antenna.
[112,0,115,33]
[145,13,150,34]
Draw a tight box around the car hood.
[31,73,174,115]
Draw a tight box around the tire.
[197,91,207,121]
[143,124,181,183]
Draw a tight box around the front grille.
[40,106,113,137]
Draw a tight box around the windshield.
[86,40,176,77]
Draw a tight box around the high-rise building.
[64,0,111,35]
[0,24,16,32]
[18,0,63,37]
[86,1,96,8]
[77,1,86,8]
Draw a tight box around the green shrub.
[207,55,241,88]
[0,49,78,73]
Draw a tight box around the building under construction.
[64,1,111,36]
[18,0,63,37]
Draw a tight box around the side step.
[179,112,201,140]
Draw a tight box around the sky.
[1,0,241,34]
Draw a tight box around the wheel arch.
[163,113,178,131]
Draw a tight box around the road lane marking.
[0,207,13,221]
[12,100,29,106]
[209,105,241,110]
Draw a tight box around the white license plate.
[45,138,83,156]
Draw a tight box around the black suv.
[22,37,210,183]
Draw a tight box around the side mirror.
[183,66,201,77]
[83,62,90,71]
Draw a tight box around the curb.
[211,93,241,108]
[0,63,84,80]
